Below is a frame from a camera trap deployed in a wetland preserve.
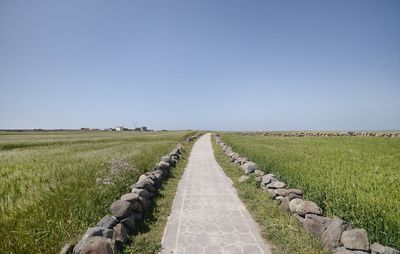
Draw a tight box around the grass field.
[220,133,400,250]
[0,131,194,253]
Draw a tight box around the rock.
[280,197,290,212]
[160,155,172,164]
[110,200,132,220]
[138,196,150,211]
[121,214,136,234]
[275,196,285,202]
[131,188,154,198]
[371,242,385,254]
[154,161,170,177]
[333,247,369,254]
[120,193,140,203]
[254,170,265,176]
[138,175,155,186]
[132,180,155,193]
[303,214,332,239]
[133,212,143,221]
[296,200,322,217]
[83,227,113,240]
[384,247,400,254]
[274,188,289,197]
[341,228,370,251]
[61,243,74,254]
[287,188,303,196]
[255,175,262,183]
[261,174,277,186]
[113,223,129,246]
[266,181,287,189]
[239,175,250,183]
[322,217,351,253]
[289,198,303,213]
[73,236,115,254]
[288,193,303,201]
[242,162,258,174]
[96,215,118,229]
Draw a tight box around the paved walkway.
[161,133,271,254]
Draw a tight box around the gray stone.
[303,214,331,239]
[96,215,118,229]
[131,188,154,198]
[261,174,277,186]
[274,188,289,197]
[287,188,303,196]
[121,214,136,234]
[138,174,155,186]
[132,180,155,193]
[289,198,303,213]
[120,193,140,203]
[242,162,258,174]
[160,155,172,164]
[266,181,286,189]
[113,223,129,246]
[288,193,303,201]
[133,212,143,221]
[322,217,351,253]
[296,200,322,217]
[275,196,285,202]
[239,175,250,183]
[371,242,385,254]
[138,196,150,211]
[73,236,115,254]
[60,243,74,254]
[384,247,400,254]
[333,247,369,254]
[341,228,370,251]
[280,197,290,212]
[110,200,132,220]
[83,227,113,240]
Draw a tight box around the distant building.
[115,126,123,131]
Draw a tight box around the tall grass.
[221,134,400,250]
[0,131,194,253]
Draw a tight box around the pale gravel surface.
[161,133,271,254]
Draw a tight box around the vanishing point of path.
[161,133,271,254]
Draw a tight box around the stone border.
[213,133,399,254]
[61,134,200,254]
[231,131,400,138]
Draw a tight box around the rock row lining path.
[161,133,271,254]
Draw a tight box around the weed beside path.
[212,139,323,254]
[124,142,193,253]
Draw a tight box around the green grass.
[124,142,192,254]
[0,131,195,253]
[220,133,400,249]
[212,139,323,254]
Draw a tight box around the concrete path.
[161,133,271,254]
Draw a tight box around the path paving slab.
[161,133,271,254]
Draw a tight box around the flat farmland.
[220,133,400,250]
[0,131,193,253]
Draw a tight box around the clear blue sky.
[1,0,399,130]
